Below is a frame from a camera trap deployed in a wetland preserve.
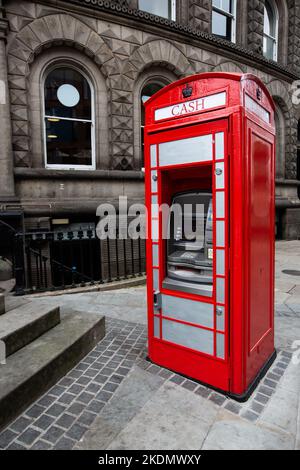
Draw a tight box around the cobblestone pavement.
[0,319,147,450]
[0,241,299,450]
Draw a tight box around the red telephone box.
[144,73,276,401]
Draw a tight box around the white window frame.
[171,0,176,21]
[42,64,96,171]
[139,0,176,21]
[263,0,279,62]
[212,0,237,43]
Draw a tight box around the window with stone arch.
[139,78,171,168]
[263,0,279,61]
[274,103,286,179]
[43,66,96,170]
[297,120,300,198]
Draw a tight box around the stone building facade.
[0,0,300,241]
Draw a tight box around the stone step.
[0,302,60,357]
[0,295,4,316]
[4,296,30,314]
[0,310,105,430]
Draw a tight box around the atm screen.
[163,191,213,297]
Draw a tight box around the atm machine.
[164,191,213,297]
[144,73,276,401]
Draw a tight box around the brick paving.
[0,314,293,450]
[0,319,146,450]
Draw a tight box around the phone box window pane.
[152,196,159,218]
[152,244,159,266]
[215,163,225,190]
[153,269,159,290]
[151,145,157,167]
[159,134,213,167]
[217,334,225,359]
[217,277,225,304]
[162,295,214,329]
[151,172,158,193]
[216,306,225,332]
[216,192,225,219]
[152,219,159,241]
[216,221,225,247]
[216,250,225,276]
[162,320,214,355]
[215,133,225,160]
[154,316,160,338]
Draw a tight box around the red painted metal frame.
[144,73,276,398]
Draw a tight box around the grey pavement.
[0,241,299,450]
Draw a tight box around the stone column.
[188,0,211,33]
[287,0,300,76]
[247,0,264,55]
[0,6,16,202]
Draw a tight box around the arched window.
[140,81,168,167]
[274,105,285,179]
[297,121,300,198]
[263,0,279,61]
[43,66,95,169]
[212,0,236,43]
[139,0,176,21]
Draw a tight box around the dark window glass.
[45,67,91,120]
[44,67,93,168]
[46,119,92,166]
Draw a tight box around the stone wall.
[287,0,300,76]
[188,0,211,33]
[5,0,298,174]
[0,0,299,237]
[247,0,265,55]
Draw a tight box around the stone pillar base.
[282,208,300,240]
[0,196,20,203]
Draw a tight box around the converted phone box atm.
[144,73,276,400]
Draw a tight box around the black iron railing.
[7,228,146,296]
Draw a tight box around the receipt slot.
[144,73,276,400]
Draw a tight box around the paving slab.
[275,317,300,349]
[202,409,293,450]
[76,365,164,450]
[259,385,299,437]
[275,280,297,294]
[107,382,218,451]
[277,360,300,395]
